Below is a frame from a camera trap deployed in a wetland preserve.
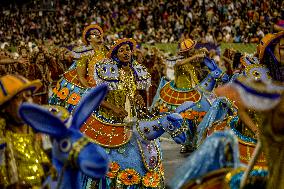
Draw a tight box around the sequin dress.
[0,130,49,187]
[79,58,166,189]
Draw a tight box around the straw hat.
[179,38,197,53]
[82,24,104,45]
[0,75,42,106]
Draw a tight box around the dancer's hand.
[101,101,128,118]
[111,106,128,118]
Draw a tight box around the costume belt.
[80,114,132,148]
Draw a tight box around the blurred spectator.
[0,0,282,48]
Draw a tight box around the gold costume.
[0,124,49,187]
[77,48,107,79]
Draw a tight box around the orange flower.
[52,82,60,95]
[197,111,207,122]
[106,162,121,178]
[142,172,161,188]
[117,169,140,186]
[67,93,81,105]
[57,87,69,100]
[109,162,120,172]
[181,112,195,119]
[106,171,117,179]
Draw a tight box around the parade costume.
[249,31,284,189]
[19,85,110,189]
[228,76,284,189]
[193,54,272,167]
[49,24,108,111]
[78,38,170,189]
[0,75,49,187]
[167,131,240,189]
[167,75,279,189]
[50,36,189,188]
[151,39,229,152]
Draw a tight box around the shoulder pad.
[133,61,151,80]
[95,59,119,81]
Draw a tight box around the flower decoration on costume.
[57,87,69,100]
[142,172,160,188]
[181,111,206,121]
[52,82,60,95]
[67,93,81,105]
[106,162,120,179]
[117,168,140,186]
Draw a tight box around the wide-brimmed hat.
[179,38,197,53]
[258,31,284,63]
[107,38,136,59]
[0,75,42,106]
[82,24,104,45]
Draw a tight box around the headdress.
[258,31,284,63]
[107,38,136,59]
[179,38,197,53]
[0,75,42,106]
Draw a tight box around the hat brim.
[0,79,42,106]
[82,24,104,45]
[179,40,197,53]
[107,38,137,59]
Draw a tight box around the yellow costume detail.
[2,131,49,186]
[174,63,199,89]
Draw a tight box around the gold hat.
[179,38,197,53]
[82,24,104,45]
[258,31,284,63]
[107,38,136,59]
[0,75,42,106]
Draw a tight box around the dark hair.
[232,52,243,70]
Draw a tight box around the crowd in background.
[1,0,283,104]
[1,0,284,49]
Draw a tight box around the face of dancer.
[88,29,103,46]
[4,91,33,125]
[117,44,132,63]
[274,37,284,65]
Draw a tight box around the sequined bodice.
[98,67,138,122]
[174,62,199,89]
[5,131,49,186]
[87,49,107,77]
